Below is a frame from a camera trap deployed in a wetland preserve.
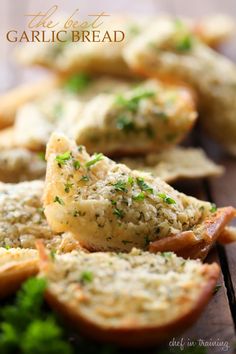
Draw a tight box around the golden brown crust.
[44,263,219,347]
[0,259,39,298]
[219,226,236,244]
[149,207,236,259]
[0,76,61,129]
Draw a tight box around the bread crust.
[149,207,236,259]
[0,258,38,298]
[44,262,219,347]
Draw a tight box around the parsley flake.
[136,177,153,193]
[79,270,93,284]
[53,196,64,205]
[158,193,176,205]
[113,180,128,193]
[210,203,217,213]
[85,153,104,168]
[64,73,91,93]
[55,151,71,167]
[113,208,125,219]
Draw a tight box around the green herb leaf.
[79,271,93,284]
[80,175,89,182]
[53,196,64,205]
[64,182,73,193]
[175,35,193,52]
[133,192,145,201]
[73,160,81,170]
[136,177,153,193]
[112,180,128,193]
[210,203,217,213]
[116,115,135,132]
[55,151,71,167]
[64,73,91,93]
[0,277,73,354]
[113,208,125,219]
[85,153,104,168]
[115,90,155,113]
[158,193,176,204]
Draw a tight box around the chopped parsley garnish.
[53,196,64,205]
[64,182,73,193]
[136,177,153,193]
[116,115,135,132]
[0,277,73,354]
[158,193,176,205]
[4,244,11,250]
[113,208,125,219]
[210,203,217,213]
[64,73,91,93]
[79,271,93,284]
[55,151,71,167]
[112,180,128,193]
[73,160,81,170]
[111,199,117,206]
[133,192,145,201]
[175,34,193,52]
[77,145,83,152]
[115,90,155,113]
[85,153,104,168]
[80,175,89,182]
[127,176,134,186]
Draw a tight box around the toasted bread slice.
[0,180,79,253]
[191,15,235,47]
[37,246,220,347]
[120,147,223,183]
[0,148,45,183]
[43,133,235,258]
[75,79,197,156]
[10,76,131,151]
[0,77,60,129]
[149,207,235,259]
[124,17,236,156]
[0,247,38,298]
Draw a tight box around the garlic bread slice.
[75,79,197,155]
[0,148,46,183]
[120,147,223,183]
[43,133,235,257]
[0,247,38,298]
[124,17,236,155]
[38,247,220,347]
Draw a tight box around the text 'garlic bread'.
[43,133,235,258]
[38,247,220,347]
